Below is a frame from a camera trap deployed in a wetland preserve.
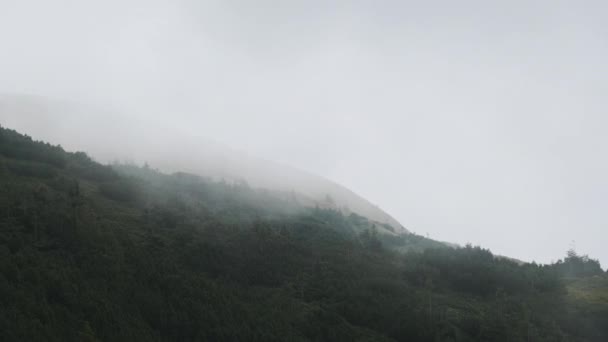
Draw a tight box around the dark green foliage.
[0,125,607,341]
[0,126,66,167]
[69,152,118,182]
[402,245,563,296]
[6,159,58,179]
[551,249,604,278]
[99,179,140,203]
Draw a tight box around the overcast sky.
[1,0,607,266]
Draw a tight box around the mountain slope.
[1,125,607,341]
[0,93,406,234]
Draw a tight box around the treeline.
[0,125,607,341]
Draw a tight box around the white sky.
[1,0,607,266]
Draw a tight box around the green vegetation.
[0,125,606,341]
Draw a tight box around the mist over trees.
[1,126,607,341]
[1,1,607,340]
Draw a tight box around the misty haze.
[1,1,607,341]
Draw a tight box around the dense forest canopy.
[0,125,607,341]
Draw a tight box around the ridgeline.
[0,125,606,341]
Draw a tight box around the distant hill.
[0,93,407,234]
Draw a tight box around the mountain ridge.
[0,123,607,341]
[0,93,407,234]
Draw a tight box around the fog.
[1,0,607,266]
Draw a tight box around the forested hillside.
[0,93,407,234]
[0,125,607,341]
